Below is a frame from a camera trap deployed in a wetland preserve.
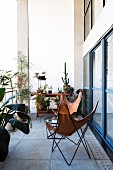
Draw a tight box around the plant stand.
[36,93,60,117]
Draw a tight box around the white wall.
[17,0,29,56]
[0,0,17,72]
[29,0,74,94]
[83,0,113,56]
[74,0,84,90]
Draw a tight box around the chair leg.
[51,126,91,165]
[77,125,91,158]
[52,135,64,152]
[49,122,91,165]
[46,127,65,140]
[53,134,85,165]
[51,132,84,165]
[81,128,91,158]
[52,135,55,152]
[68,131,91,165]
[53,138,71,165]
[82,137,91,158]
[65,136,79,145]
[46,126,55,139]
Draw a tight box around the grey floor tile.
[51,160,100,170]
[23,128,47,139]
[8,139,20,154]
[0,162,5,169]
[51,138,94,160]
[9,130,25,140]
[1,159,51,170]
[0,114,113,170]
[9,139,52,160]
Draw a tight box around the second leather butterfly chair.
[61,90,82,115]
[52,90,82,117]
[45,101,99,165]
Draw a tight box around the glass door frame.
[89,42,104,135]
[105,31,113,147]
[83,26,113,150]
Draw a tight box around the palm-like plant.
[0,96,32,130]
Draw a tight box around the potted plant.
[0,88,32,131]
[31,92,51,117]
[52,95,60,108]
[36,84,48,94]
[48,86,53,94]
[35,93,50,110]
[43,84,48,93]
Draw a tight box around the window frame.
[84,0,92,40]
[83,25,113,149]
[84,0,108,40]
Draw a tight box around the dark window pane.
[83,89,89,116]
[83,56,89,87]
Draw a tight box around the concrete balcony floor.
[0,113,113,170]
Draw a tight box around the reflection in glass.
[83,56,89,87]
[106,93,113,141]
[85,0,90,12]
[93,45,102,88]
[106,34,113,90]
[93,90,102,128]
[83,89,89,116]
[105,0,108,4]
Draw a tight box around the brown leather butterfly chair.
[52,90,82,117]
[45,101,99,165]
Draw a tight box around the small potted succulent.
[48,86,53,94]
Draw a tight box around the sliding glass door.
[83,28,113,149]
[106,33,113,144]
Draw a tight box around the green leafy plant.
[17,51,31,104]
[48,86,53,90]
[33,93,51,110]
[0,95,32,129]
[0,70,17,88]
[0,88,5,102]
[0,70,18,102]
[52,95,60,106]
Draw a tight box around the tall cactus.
[61,62,69,86]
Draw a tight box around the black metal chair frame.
[45,101,99,165]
